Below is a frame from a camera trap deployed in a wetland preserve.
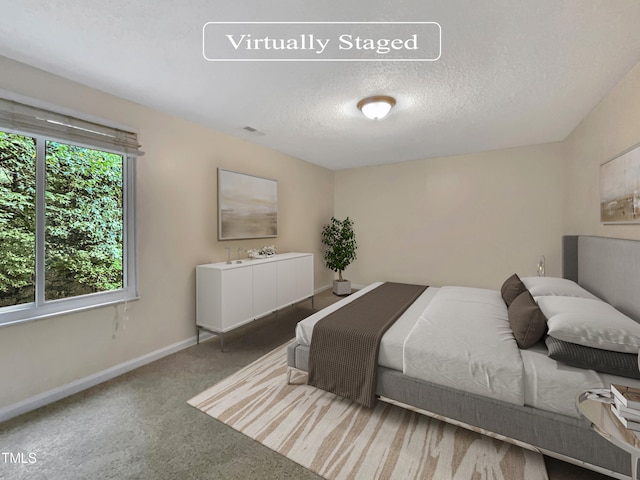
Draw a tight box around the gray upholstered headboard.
[563,235,640,323]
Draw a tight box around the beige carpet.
[189,342,549,480]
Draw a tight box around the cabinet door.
[277,255,313,306]
[253,262,277,316]
[277,258,298,307]
[196,266,221,331]
[295,255,314,299]
[220,267,253,331]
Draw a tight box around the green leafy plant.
[0,131,124,307]
[321,217,357,282]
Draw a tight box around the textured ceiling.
[1,1,640,170]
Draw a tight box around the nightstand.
[577,389,640,480]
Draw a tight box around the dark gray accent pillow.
[546,336,640,379]
[508,291,547,349]
[501,273,528,307]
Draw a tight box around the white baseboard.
[315,284,332,294]
[0,287,333,424]
[0,334,207,423]
[316,283,371,292]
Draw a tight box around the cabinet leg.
[197,328,200,344]
[220,332,224,352]
[311,296,314,309]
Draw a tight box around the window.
[0,98,141,325]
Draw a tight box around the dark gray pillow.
[501,273,528,307]
[546,336,640,379]
[508,291,547,349]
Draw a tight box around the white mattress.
[296,282,640,418]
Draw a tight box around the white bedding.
[519,345,640,417]
[295,282,634,418]
[520,342,603,416]
[378,287,439,370]
[403,286,524,405]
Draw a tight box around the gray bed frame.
[287,235,640,479]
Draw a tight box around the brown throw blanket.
[308,282,428,408]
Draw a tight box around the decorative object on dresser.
[320,216,357,296]
[196,253,313,350]
[247,245,277,258]
[218,168,278,240]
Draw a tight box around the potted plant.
[321,216,357,295]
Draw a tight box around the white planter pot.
[333,280,352,296]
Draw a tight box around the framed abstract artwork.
[600,143,640,224]
[218,168,278,240]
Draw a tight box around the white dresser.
[196,252,314,349]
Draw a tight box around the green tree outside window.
[0,131,124,307]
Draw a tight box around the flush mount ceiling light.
[357,95,396,120]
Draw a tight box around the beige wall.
[563,62,640,238]
[0,56,334,409]
[335,143,566,289]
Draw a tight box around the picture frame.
[600,143,640,224]
[218,168,278,240]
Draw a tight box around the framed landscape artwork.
[600,143,640,224]
[218,168,278,240]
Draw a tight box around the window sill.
[0,292,139,327]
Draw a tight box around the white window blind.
[0,97,143,156]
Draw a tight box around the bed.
[286,235,640,479]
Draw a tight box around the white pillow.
[521,277,598,300]
[539,296,640,353]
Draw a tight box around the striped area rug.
[188,342,548,480]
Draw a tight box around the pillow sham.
[539,296,640,354]
[546,336,640,379]
[500,273,528,307]
[508,291,547,349]
[520,276,598,300]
